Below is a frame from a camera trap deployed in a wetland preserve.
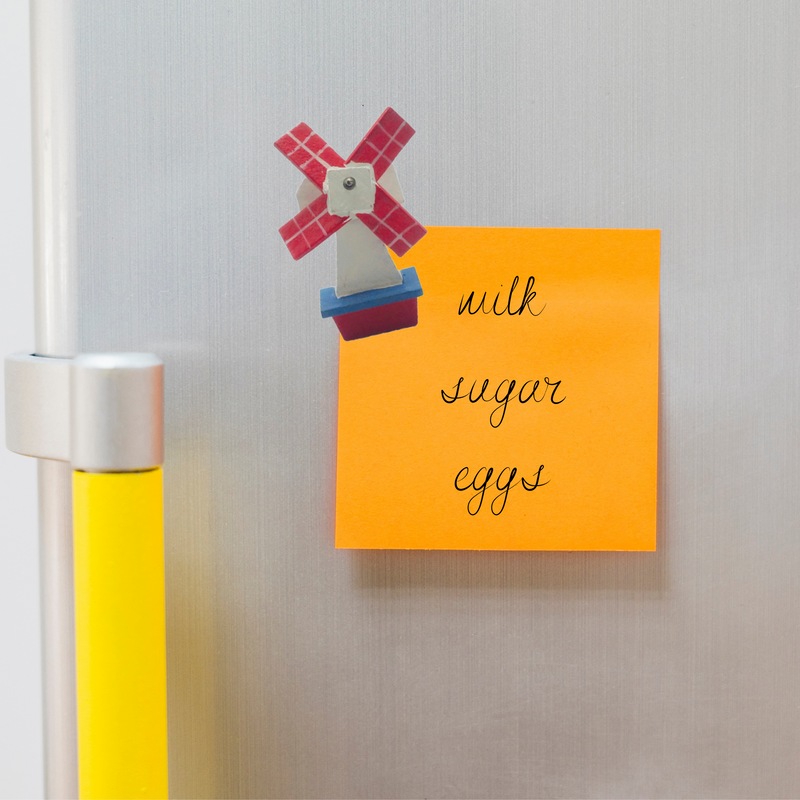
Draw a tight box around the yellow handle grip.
[73,468,168,799]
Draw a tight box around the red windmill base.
[275,108,426,340]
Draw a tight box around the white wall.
[0,0,45,796]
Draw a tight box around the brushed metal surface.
[63,1,800,796]
[5,354,71,462]
[36,459,77,799]
[70,353,164,472]
[30,0,80,795]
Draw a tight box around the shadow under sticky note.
[335,226,660,550]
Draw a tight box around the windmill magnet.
[275,108,426,341]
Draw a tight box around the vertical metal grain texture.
[62,0,800,796]
[30,0,79,795]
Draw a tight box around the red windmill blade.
[356,186,426,257]
[274,122,346,189]
[346,107,417,180]
[278,194,349,261]
[274,108,426,261]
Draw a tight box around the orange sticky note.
[335,227,660,550]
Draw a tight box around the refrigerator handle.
[5,352,168,798]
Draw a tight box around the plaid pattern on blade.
[278,194,348,260]
[274,123,346,189]
[346,108,415,180]
[357,185,427,257]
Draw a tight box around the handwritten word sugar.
[441,376,565,428]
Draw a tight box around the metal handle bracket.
[5,352,164,472]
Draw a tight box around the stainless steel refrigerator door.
[35,1,800,797]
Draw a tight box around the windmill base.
[332,298,418,341]
[319,266,423,341]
